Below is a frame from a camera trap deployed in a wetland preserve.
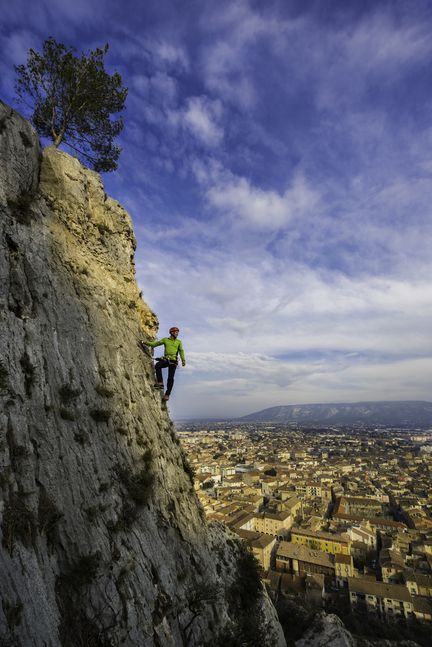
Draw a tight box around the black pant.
[155,358,177,395]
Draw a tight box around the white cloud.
[166,96,224,147]
[173,352,432,418]
[120,3,432,417]
[132,71,178,106]
[201,40,257,109]
[155,42,189,70]
[1,0,98,32]
[344,12,432,70]
[183,96,223,146]
[0,29,39,65]
[206,171,320,229]
[4,0,430,419]
[199,0,285,108]
[136,238,432,361]
[300,11,432,112]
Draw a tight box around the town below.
[178,422,432,645]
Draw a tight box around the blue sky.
[1,0,432,419]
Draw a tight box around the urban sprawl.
[178,422,432,640]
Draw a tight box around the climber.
[140,327,186,401]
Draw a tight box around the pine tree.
[15,37,128,172]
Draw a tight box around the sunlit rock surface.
[0,100,286,647]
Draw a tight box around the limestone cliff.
[294,613,421,647]
[0,101,286,647]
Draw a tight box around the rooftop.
[277,541,334,569]
[291,527,349,544]
[348,577,412,602]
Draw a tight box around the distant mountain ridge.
[241,401,432,426]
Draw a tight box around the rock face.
[295,613,355,647]
[294,613,422,647]
[0,101,286,647]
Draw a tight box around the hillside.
[241,401,432,426]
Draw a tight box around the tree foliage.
[15,37,127,172]
[202,479,215,490]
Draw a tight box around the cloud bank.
[1,0,431,417]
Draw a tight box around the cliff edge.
[0,101,285,647]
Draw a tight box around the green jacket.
[144,337,185,362]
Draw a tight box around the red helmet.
[169,326,179,334]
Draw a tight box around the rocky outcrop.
[295,614,355,647]
[294,613,421,647]
[0,100,286,647]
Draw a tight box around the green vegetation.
[55,553,114,647]
[73,431,88,445]
[95,222,110,236]
[2,598,23,631]
[274,598,315,646]
[20,352,35,397]
[229,541,262,611]
[116,453,154,506]
[202,479,215,490]
[215,541,275,647]
[38,490,63,547]
[0,363,9,391]
[335,609,432,647]
[89,408,111,423]
[58,553,101,591]
[8,441,29,471]
[0,468,11,489]
[181,582,221,643]
[109,501,138,531]
[181,453,195,485]
[7,191,35,225]
[15,37,127,172]
[84,506,99,523]
[59,407,75,421]
[169,427,180,445]
[136,434,148,448]
[110,453,154,531]
[1,494,37,554]
[95,384,114,398]
[59,384,81,404]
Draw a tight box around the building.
[405,570,432,597]
[261,477,278,496]
[276,541,335,577]
[251,533,276,570]
[306,482,323,498]
[412,596,432,622]
[338,496,384,517]
[335,553,355,587]
[347,524,376,549]
[235,528,276,570]
[253,511,292,537]
[379,548,405,583]
[291,528,351,556]
[348,577,414,620]
[279,494,302,515]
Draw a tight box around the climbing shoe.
[154,383,164,389]
[162,394,170,401]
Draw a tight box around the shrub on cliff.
[15,37,127,172]
[216,540,277,646]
